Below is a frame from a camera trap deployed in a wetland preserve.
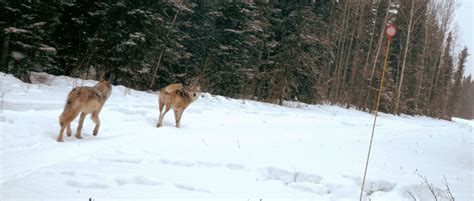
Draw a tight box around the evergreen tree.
[456,75,474,119]
[0,0,468,120]
[0,1,60,80]
[448,47,468,118]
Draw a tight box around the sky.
[454,0,474,77]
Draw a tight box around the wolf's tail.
[164,83,184,93]
[59,88,79,126]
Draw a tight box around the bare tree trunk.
[359,0,380,107]
[339,27,356,102]
[341,0,365,103]
[415,16,430,111]
[362,0,380,78]
[149,10,179,89]
[331,0,350,102]
[365,0,392,111]
[428,0,455,106]
[393,0,416,114]
[352,0,373,108]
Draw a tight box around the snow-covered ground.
[1,72,472,201]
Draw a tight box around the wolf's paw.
[75,135,83,139]
[57,138,64,142]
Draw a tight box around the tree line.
[0,0,472,119]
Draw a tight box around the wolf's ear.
[97,64,106,80]
[104,72,112,81]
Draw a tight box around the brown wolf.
[157,83,201,128]
[57,79,113,142]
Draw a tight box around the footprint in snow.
[174,183,211,193]
[261,167,322,184]
[115,176,162,186]
[94,156,144,164]
[65,180,111,189]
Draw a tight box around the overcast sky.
[454,0,474,77]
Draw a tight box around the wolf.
[157,83,201,128]
[57,79,112,142]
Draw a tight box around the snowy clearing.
[1,72,472,201]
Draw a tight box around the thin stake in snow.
[359,24,396,201]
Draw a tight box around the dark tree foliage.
[456,75,474,119]
[0,0,470,120]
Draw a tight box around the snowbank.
[1,72,472,200]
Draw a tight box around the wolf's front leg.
[174,109,184,128]
[92,112,100,136]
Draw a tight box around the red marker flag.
[385,23,397,40]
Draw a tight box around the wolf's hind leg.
[157,100,164,127]
[57,125,67,142]
[75,112,87,139]
[159,100,164,114]
[157,105,171,127]
[66,125,72,137]
[58,109,80,142]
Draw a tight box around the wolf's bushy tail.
[59,88,80,126]
[164,83,183,93]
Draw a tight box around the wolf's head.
[186,85,201,102]
[96,79,113,100]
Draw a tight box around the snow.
[224,29,244,34]
[10,51,25,61]
[4,27,29,34]
[71,17,84,25]
[32,22,46,27]
[122,41,137,46]
[130,32,146,42]
[127,9,147,15]
[39,45,57,54]
[1,72,472,201]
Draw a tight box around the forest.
[1,0,473,119]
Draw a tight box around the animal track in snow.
[94,156,144,164]
[174,183,211,193]
[224,163,246,170]
[160,159,195,167]
[159,159,249,172]
[65,180,111,189]
[364,180,396,196]
[196,161,221,167]
[3,101,60,111]
[115,176,162,186]
[344,176,396,197]
[261,167,322,184]
[109,107,147,116]
[287,183,329,195]
[60,170,98,177]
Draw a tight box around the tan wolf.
[57,79,113,142]
[157,83,201,128]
